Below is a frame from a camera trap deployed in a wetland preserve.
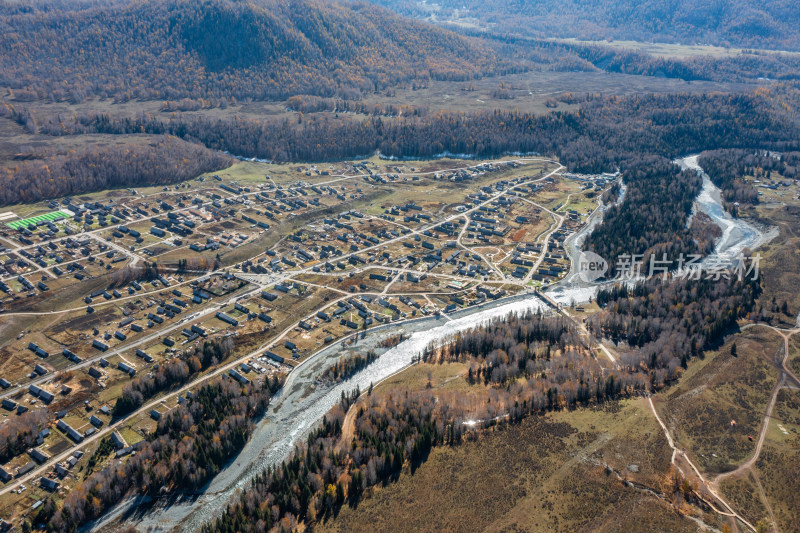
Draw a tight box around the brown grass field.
[753,389,800,532]
[319,394,709,533]
[317,361,723,533]
[656,328,781,474]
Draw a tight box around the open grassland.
[721,387,800,532]
[377,362,469,393]
[757,228,800,324]
[750,194,800,324]
[533,179,584,211]
[656,328,781,474]
[551,38,800,59]
[790,336,800,378]
[718,472,772,529]
[320,388,707,533]
[752,389,800,532]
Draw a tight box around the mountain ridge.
[0,0,514,102]
[370,0,800,52]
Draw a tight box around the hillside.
[373,0,800,52]
[0,0,511,102]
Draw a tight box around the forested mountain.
[0,0,511,102]
[372,0,800,51]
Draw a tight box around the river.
[97,294,548,532]
[547,155,774,306]
[677,155,774,263]
[545,174,626,305]
[103,155,772,532]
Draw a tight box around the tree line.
[202,386,451,532]
[0,408,50,464]
[700,148,800,208]
[46,372,284,532]
[199,312,635,532]
[498,35,800,85]
[591,274,762,384]
[10,89,799,172]
[6,89,798,268]
[113,337,235,417]
[318,349,379,384]
[285,95,430,118]
[374,0,800,52]
[584,155,708,276]
[0,135,231,206]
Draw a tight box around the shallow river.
[104,155,771,532]
[677,155,770,263]
[99,295,547,531]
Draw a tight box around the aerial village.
[0,155,614,524]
